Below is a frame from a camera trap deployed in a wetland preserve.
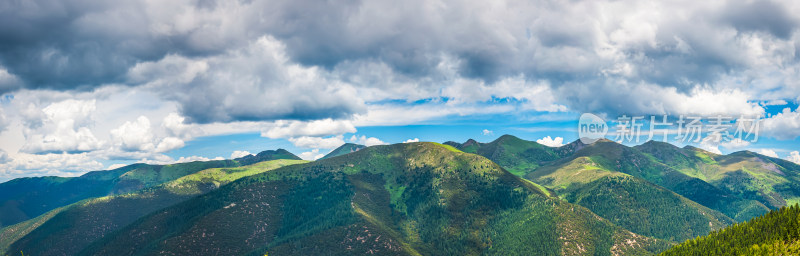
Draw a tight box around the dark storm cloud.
[0,0,253,93]
[719,0,797,39]
[0,0,798,121]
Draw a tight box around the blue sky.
[156,106,800,172]
[1,0,800,181]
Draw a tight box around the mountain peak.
[320,143,366,160]
[236,149,301,165]
[497,134,520,140]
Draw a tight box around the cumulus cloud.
[0,107,8,133]
[0,152,105,181]
[2,0,797,120]
[759,149,779,158]
[482,129,493,136]
[0,67,22,93]
[107,163,128,170]
[0,149,9,164]
[133,37,365,123]
[162,112,201,139]
[230,150,252,159]
[262,119,356,139]
[403,138,419,143]
[536,136,565,147]
[762,107,800,140]
[352,103,515,126]
[3,0,800,180]
[556,82,766,117]
[20,99,104,154]
[104,114,197,161]
[110,116,156,152]
[289,135,345,149]
[699,134,723,155]
[788,151,800,165]
[109,116,186,154]
[298,149,325,161]
[154,137,185,153]
[138,155,225,165]
[763,100,788,106]
[721,138,750,149]
[349,135,387,147]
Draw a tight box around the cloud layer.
[1,0,800,180]
[3,0,799,119]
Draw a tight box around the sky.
[0,0,799,181]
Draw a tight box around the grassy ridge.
[451,136,763,243]
[527,155,733,242]
[0,159,305,256]
[0,160,239,228]
[0,149,300,229]
[320,143,366,159]
[80,142,668,255]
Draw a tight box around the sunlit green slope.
[80,143,669,256]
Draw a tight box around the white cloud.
[349,135,387,147]
[558,82,766,118]
[0,149,9,164]
[174,156,225,163]
[111,116,156,152]
[352,103,515,126]
[787,151,800,165]
[298,149,325,161]
[0,152,105,181]
[699,134,723,155]
[261,119,356,139]
[135,36,365,123]
[162,112,201,139]
[439,75,567,112]
[482,129,493,136]
[230,150,252,159]
[109,115,191,156]
[536,136,565,147]
[764,100,788,106]
[721,138,750,149]
[3,0,800,181]
[0,107,8,133]
[403,138,419,143]
[154,137,185,153]
[138,155,225,165]
[762,107,800,140]
[0,66,22,93]
[20,99,104,154]
[758,149,779,158]
[107,163,128,170]
[289,135,345,149]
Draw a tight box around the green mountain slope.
[0,149,299,229]
[320,143,366,159]
[635,141,799,221]
[79,143,669,256]
[660,204,800,256]
[539,140,770,223]
[445,135,561,177]
[448,136,766,241]
[527,155,733,242]
[0,159,307,255]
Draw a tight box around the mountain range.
[1,135,798,255]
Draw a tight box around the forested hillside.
[0,149,298,229]
[3,137,800,255]
[0,159,306,255]
[78,143,669,255]
[661,204,800,255]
